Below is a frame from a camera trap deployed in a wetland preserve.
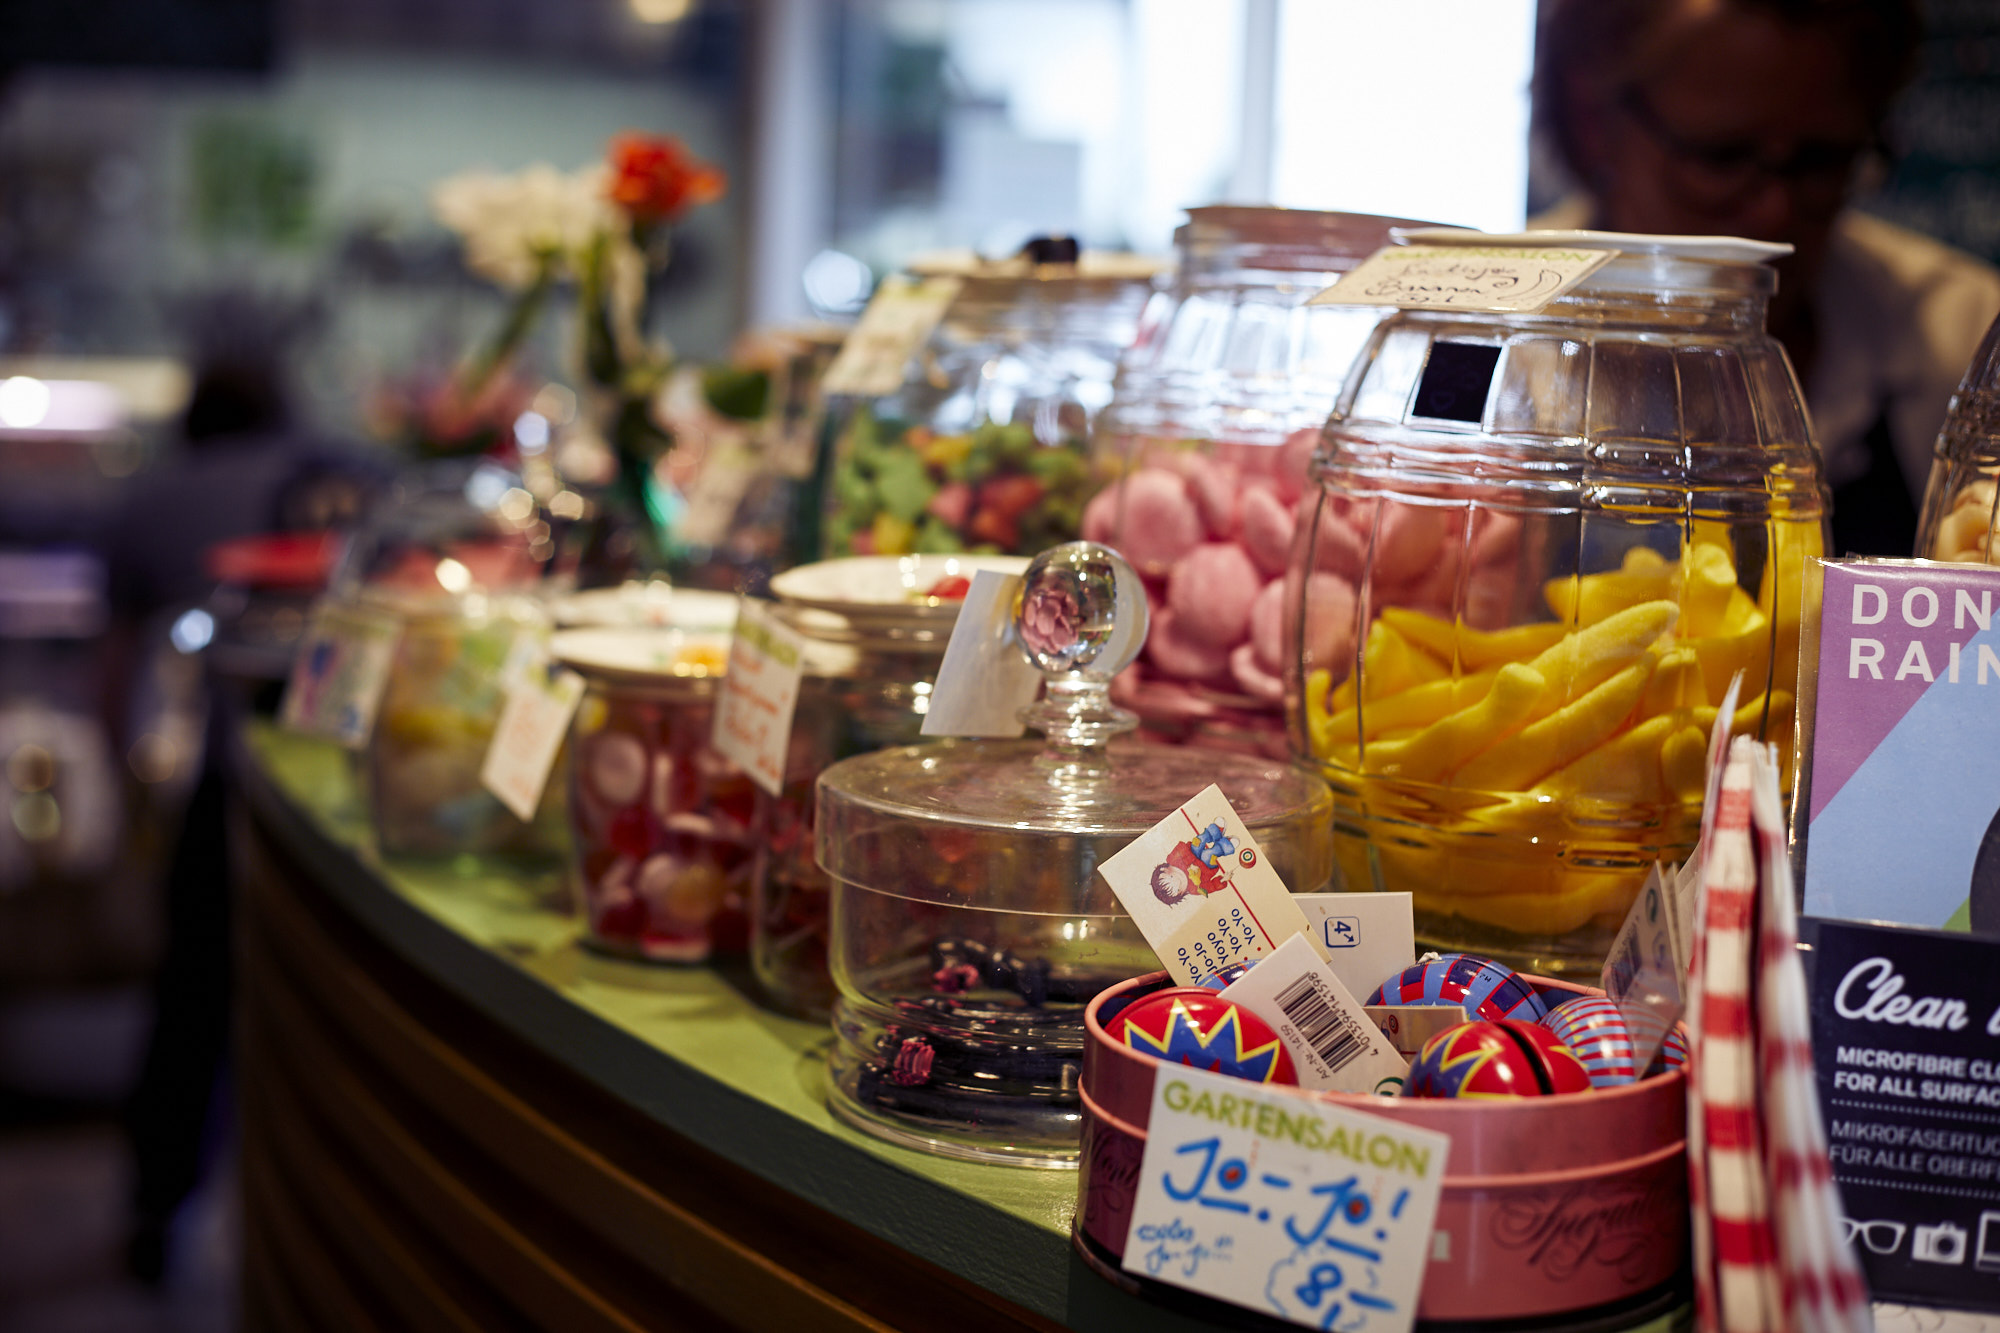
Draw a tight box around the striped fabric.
[1686,736,1872,1333]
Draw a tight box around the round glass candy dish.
[1089,208,1438,756]
[753,553,1028,1022]
[1918,310,2000,562]
[338,460,559,861]
[1298,230,1826,975]
[553,622,750,963]
[815,543,1333,1167]
[824,240,1160,559]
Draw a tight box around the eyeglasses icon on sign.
[1838,1218,1907,1255]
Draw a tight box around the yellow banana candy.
[1543,545,1675,625]
[1522,600,1680,713]
[1379,607,1568,669]
[1364,663,1544,782]
[1456,657,1653,791]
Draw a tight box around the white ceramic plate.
[769,554,1030,630]
[550,626,735,686]
[1394,227,1793,264]
[548,584,741,631]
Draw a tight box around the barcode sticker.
[1220,934,1408,1096]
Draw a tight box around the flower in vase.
[605,133,725,230]
[431,163,616,289]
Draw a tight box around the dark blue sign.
[1808,917,2000,1312]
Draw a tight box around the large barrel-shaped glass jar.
[824,245,1159,559]
[1918,311,2000,562]
[1087,208,1434,755]
[1295,233,1826,974]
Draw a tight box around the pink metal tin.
[1078,971,1688,1325]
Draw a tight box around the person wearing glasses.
[1535,0,2000,557]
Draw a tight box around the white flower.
[431,164,618,289]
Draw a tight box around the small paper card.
[1307,244,1618,315]
[920,569,1042,738]
[1600,862,1683,1073]
[480,664,584,821]
[1292,893,1415,1006]
[280,602,402,748]
[1365,1006,1468,1059]
[1220,934,1408,1096]
[820,275,963,397]
[1123,1064,1447,1332]
[1100,784,1318,986]
[710,601,806,797]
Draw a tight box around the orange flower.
[605,132,725,226]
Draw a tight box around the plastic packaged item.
[1918,311,2000,562]
[1298,230,1826,974]
[339,460,560,859]
[824,241,1160,558]
[814,542,1333,1166]
[553,623,750,962]
[751,553,1028,1021]
[1090,208,1439,755]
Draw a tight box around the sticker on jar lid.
[710,599,805,797]
[821,275,963,398]
[1218,933,1409,1095]
[280,601,403,749]
[480,663,585,822]
[1306,243,1619,315]
[1121,1062,1446,1333]
[921,568,1043,738]
[1100,783,1322,987]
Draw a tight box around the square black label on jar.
[1411,340,1502,424]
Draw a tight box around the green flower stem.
[463,251,558,395]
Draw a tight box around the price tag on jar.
[1306,244,1617,315]
[1123,1064,1446,1332]
[280,602,402,749]
[480,660,585,821]
[710,600,805,797]
[1100,784,1321,986]
[821,275,963,397]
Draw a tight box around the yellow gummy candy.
[1543,713,1677,802]
[1378,607,1568,670]
[1365,663,1544,782]
[1544,546,1676,626]
[1679,543,1740,638]
[1524,600,1680,716]
[1660,724,1708,804]
[1639,647,1705,716]
[1684,588,1771,702]
[1358,619,1450,701]
[1455,657,1653,791]
[1322,669,1502,749]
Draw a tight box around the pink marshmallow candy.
[1229,643,1285,702]
[1166,542,1261,649]
[1190,463,1243,540]
[1371,501,1457,585]
[1146,606,1234,682]
[1299,572,1359,678]
[1249,578,1288,674]
[1240,487,1297,577]
[1116,468,1205,577]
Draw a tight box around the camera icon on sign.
[1914,1222,1969,1265]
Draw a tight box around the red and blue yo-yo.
[1538,995,1641,1088]
[1194,958,1260,991]
[1367,953,1549,1023]
[1403,1019,1592,1099]
[1110,988,1297,1085]
[1656,1021,1689,1074]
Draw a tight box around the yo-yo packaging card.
[1099,783,1317,987]
[1599,862,1683,1074]
[1219,934,1408,1096]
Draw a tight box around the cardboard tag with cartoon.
[1100,783,1319,987]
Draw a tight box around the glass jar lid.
[815,544,1333,905]
[769,553,1030,647]
[551,625,735,700]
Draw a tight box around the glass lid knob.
[1014,542,1148,754]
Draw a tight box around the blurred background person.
[1535,0,2000,557]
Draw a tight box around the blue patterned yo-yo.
[1367,953,1549,1023]
[1538,995,1640,1088]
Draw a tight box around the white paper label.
[480,666,584,821]
[280,602,402,749]
[1600,862,1683,1072]
[1292,893,1415,1006]
[821,275,963,397]
[920,570,1042,738]
[1220,934,1408,1096]
[1307,244,1619,315]
[1122,1064,1446,1333]
[1100,784,1319,986]
[710,600,805,797]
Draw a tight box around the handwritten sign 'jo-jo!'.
[1307,245,1618,315]
[709,600,805,798]
[1123,1065,1447,1332]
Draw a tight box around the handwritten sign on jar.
[1308,245,1616,315]
[710,601,805,797]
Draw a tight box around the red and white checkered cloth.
[1686,735,1872,1333]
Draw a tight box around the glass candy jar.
[1087,208,1435,755]
[554,625,751,962]
[1297,232,1826,974]
[824,241,1160,559]
[816,543,1333,1166]
[1918,311,2000,562]
[752,553,1028,1021]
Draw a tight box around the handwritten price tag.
[280,601,402,748]
[1123,1065,1447,1332]
[1100,784,1320,985]
[1307,244,1617,315]
[480,664,584,821]
[710,601,805,797]
[821,275,962,397]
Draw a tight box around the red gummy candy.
[925,574,971,599]
[607,806,653,859]
[594,897,647,939]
